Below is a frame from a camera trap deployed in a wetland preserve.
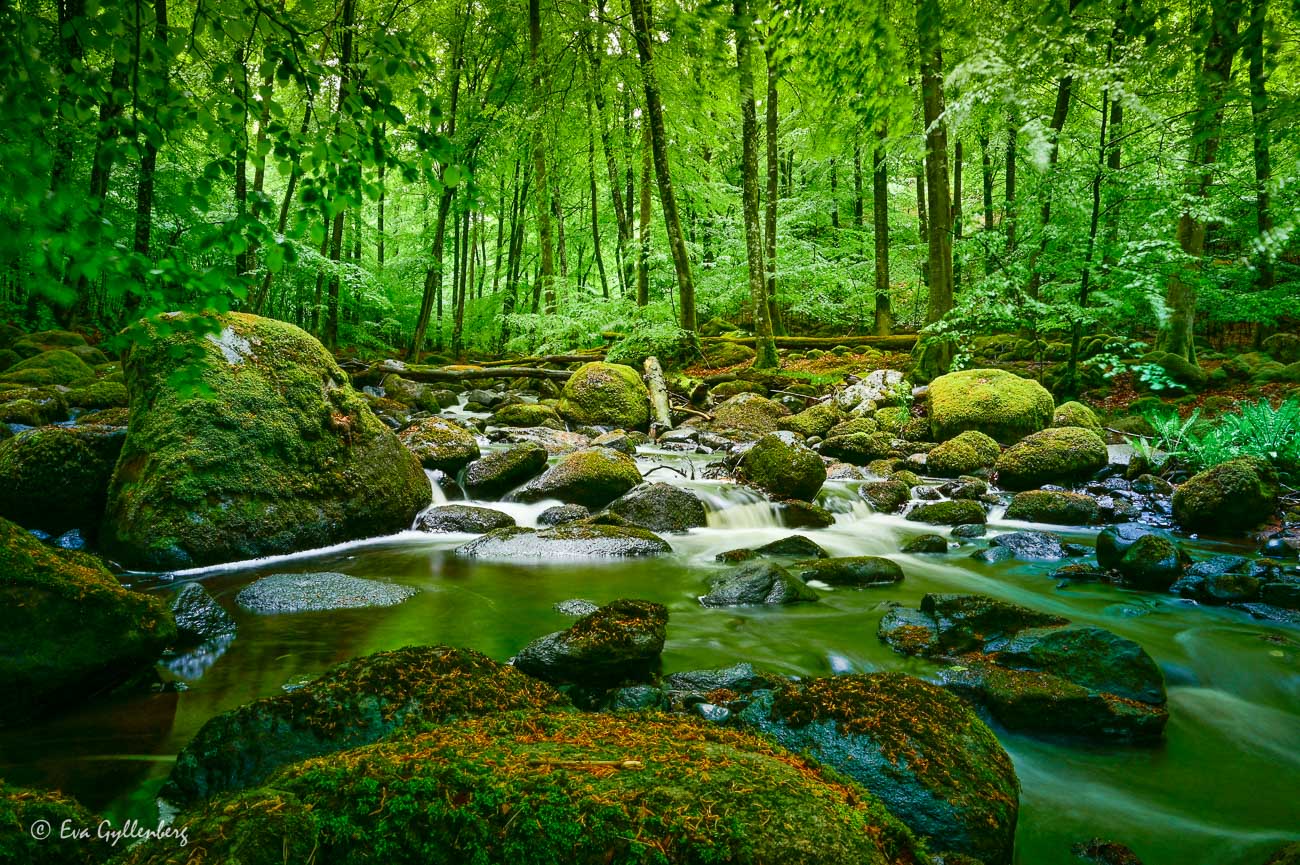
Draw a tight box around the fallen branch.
[703,334,918,350]
[644,356,674,432]
[478,353,603,367]
[362,359,573,383]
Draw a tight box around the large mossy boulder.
[1172,458,1278,533]
[925,430,1002,477]
[605,482,707,532]
[711,392,791,435]
[516,447,641,509]
[556,362,650,430]
[0,349,96,387]
[1051,400,1102,432]
[129,713,925,865]
[455,523,671,559]
[738,431,826,501]
[0,517,175,722]
[398,416,481,473]
[739,674,1019,865]
[791,556,904,587]
[0,782,113,865]
[162,645,568,805]
[0,426,121,533]
[462,442,549,499]
[0,386,69,426]
[513,598,667,687]
[102,313,430,569]
[928,368,1054,445]
[994,426,1108,491]
[489,402,563,429]
[778,401,844,438]
[820,431,898,465]
[1005,490,1101,525]
[906,499,988,526]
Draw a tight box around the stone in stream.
[171,582,236,646]
[902,533,949,553]
[487,425,592,455]
[792,556,904,587]
[753,534,829,559]
[513,599,668,687]
[906,499,988,526]
[986,530,1084,562]
[737,673,1020,865]
[455,524,670,560]
[556,361,650,430]
[773,499,837,528]
[1004,489,1101,525]
[131,712,927,865]
[536,503,590,525]
[1115,533,1188,591]
[553,598,599,617]
[710,392,790,436]
[737,431,826,501]
[515,447,642,510]
[590,429,638,454]
[1171,555,1269,604]
[859,478,911,513]
[461,442,549,499]
[662,662,774,695]
[926,430,1002,477]
[994,426,1110,491]
[1095,522,1176,570]
[0,516,176,723]
[398,416,481,473]
[604,482,706,533]
[1072,839,1146,865]
[487,402,563,429]
[819,431,899,465]
[161,645,567,805]
[928,368,1055,445]
[699,561,819,607]
[1172,457,1278,532]
[778,401,845,438]
[101,313,430,570]
[414,504,516,534]
[235,573,417,614]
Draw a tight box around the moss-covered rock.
[828,416,880,437]
[0,387,70,426]
[710,378,768,399]
[994,426,1108,491]
[462,442,549,499]
[928,368,1054,445]
[739,674,1018,865]
[415,504,516,533]
[1051,400,1102,432]
[926,430,1001,477]
[398,416,481,473]
[75,406,129,427]
[1172,458,1278,533]
[10,330,87,357]
[131,712,925,865]
[516,447,642,509]
[64,380,129,410]
[163,645,567,805]
[605,482,707,532]
[1261,333,1300,365]
[0,426,120,532]
[738,431,826,501]
[557,362,650,430]
[514,598,667,687]
[1140,351,1207,390]
[792,556,904,587]
[778,401,844,438]
[1004,490,1101,525]
[700,561,820,606]
[860,479,911,513]
[820,431,898,465]
[379,373,444,412]
[489,402,564,429]
[711,392,790,435]
[701,340,758,367]
[906,500,988,526]
[0,783,112,865]
[0,517,174,722]
[0,349,96,387]
[0,348,20,372]
[102,313,430,570]
[1116,533,1187,591]
[455,523,671,559]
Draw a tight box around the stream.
[1,443,1297,864]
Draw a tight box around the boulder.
[133,713,924,865]
[462,442,549,499]
[1261,333,1300,364]
[455,524,670,559]
[906,500,988,525]
[737,431,826,501]
[171,582,237,646]
[537,503,590,525]
[162,645,567,804]
[415,504,516,533]
[820,431,898,465]
[0,387,69,426]
[0,426,120,533]
[1095,522,1174,570]
[792,556,905,587]
[0,517,175,722]
[986,530,1076,561]
[903,534,949,553]
[994,426,1108,491]
[1116,533,1186,591]
[700,561,819,606]
[738,674,1019,865]
[488,426,591,455]
[1172,458,1278,533]
[0,782,113,865]
[701,340,756,366]
[64,380,129,409]
[860,478,911,513]
[556,362,650,429]
[928,369,1055,445]
[488,402,563,429]
[754,534,829,558]
[235,572,417,614]
[102,313,429,570]
[710,392,790,436]
[996,626,1166,704]
[1051,400,1102,432]
[926,430,1002,477]
[1140,350,1207,390]
[516,447,641,509]
[1005,490,1101,525]
[398,416,481,473]
[605,482,706,533]
[777,401,844,438]
[0,349,96,387]
[774,499,836,527]
[836,369,908,414]
[513,598,667,686]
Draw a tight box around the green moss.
[0,348,19,372]
[906,500,987,526]
[1051,401,1101,432]
[1140,351,1207,390]
[860,479,911,513]
[0,349,96,387]
[102,312,430,570]
[821,431,897,465]
[10,330,87,357]
[738,432,827,501]
[0,388,70,426]
[490,402,564,428]
[0,516,175,722]
[1172,458,1277,533]
[928,369,1054,445]
[0,782,112,865]
[557,362,650,430]
[1004,490,1100,525]
[517,447,642,509]
[398,416,481,472]
[711,392,791,436]
[701,340,758,367]
[64,380,129,409]
[926,431,1001,477]
[463,442,549,498]
[76,407,129,426]
[710,379,768,399]
[828,417,880,437]
[0,426,117,532]
[778,402,844,438]
[993,426,1108,491]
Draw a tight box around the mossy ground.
[0,782,112,865]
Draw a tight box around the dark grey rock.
[455,524,670,560]
[415,504,516,533]
[172,582,237,644]
[605,482,706,533]
[700,562,819,607]
[538,504,590,525]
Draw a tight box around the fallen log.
[643,356,674,432]
[702,334,918,350]
[362,359,574,383]
[478,353,603,368]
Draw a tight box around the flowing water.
[1,444,1297,864]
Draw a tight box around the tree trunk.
[587,92,610,298]
[255,96,314,314]
[324,0,355,350]
[1025,51,1075,308]
[130,0,168,314]
[1246,0,1273,289]
[585,2,634,295]
[853,140,865,228]
[830,159,840,229]
[627,0,697,331]
[734,0,778,369]
[643,356,673,433]
[1157,0,1243,361]
[637,119,652,306]
[1005,113,1017,253]
[952,138,963,289]
[872,128,892,336]
[915,0,954,378]
[915,164,928,289]
[763,42,784,336]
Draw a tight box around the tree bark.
[584,6,633,294]
[734,0,778,368]
[131,0,168,277]
[872,128,892,336]
[643,356,673,432]
[1005,113,1017,253]
[1246,0,1273,289]
[853,140,865,228]
[530,0,556,316]
[586,91,610,298]
[916,0,954,377]
[952,138,963,289]
[830,158,840,229]
[627,0,697,331]
[637,119,652,306]
[324,0,356,350]
[763,42,784,336]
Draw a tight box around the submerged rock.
[102,313,429,570]
[513,598,667,687]
[455,524,670,560]
[700,561,819,607]
[0,517,175,722]
[462,442,549,499]
[235,572,417,614]
[398,416,481,473]
[739,673,1019,865]
[516,447,642,510]
[737,431,826,501]
[162,645,567,804]
[556,361,650,430]
[415,504,516,534]
[604,482,706,533]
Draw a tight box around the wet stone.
[236,573,417,614]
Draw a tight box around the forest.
[1,1,1299,865]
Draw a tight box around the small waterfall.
[424,469,449,506]
[694,483,784,530]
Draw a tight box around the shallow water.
[1,446,1297,864]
